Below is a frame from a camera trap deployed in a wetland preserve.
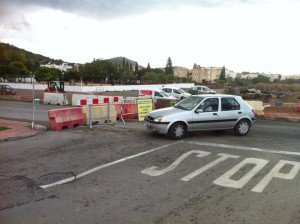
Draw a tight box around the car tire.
[168,122,186,140]
[234,119,250,136]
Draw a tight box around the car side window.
[155,91,163,97]
[174,89,181,94]
[163,88,171,93]
[221,97,240,111]
[198,98,218,112]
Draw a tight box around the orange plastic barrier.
[48,107,84,131]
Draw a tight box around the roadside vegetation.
[0,42,299,97]
[0,126,9,131]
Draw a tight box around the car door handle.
[213,113,218,116]
[238,111,242,114]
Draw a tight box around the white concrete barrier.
[44,93,69,105]
[246,100,265,115]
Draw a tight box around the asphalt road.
[0,100,70,126]
[0,101,300,224]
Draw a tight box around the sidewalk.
[0,112,299,141]
[0,119,46,141]
[260,112,300,122]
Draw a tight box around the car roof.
[139,88,163,91]
[162,86,181,89]
[192,94,239,98]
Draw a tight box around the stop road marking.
[142,147,300,193]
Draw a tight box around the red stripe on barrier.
[114,96,118,102]
[93,98,99,104]
[104,97,109,103]
[81,99,87,105]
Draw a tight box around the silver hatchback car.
[144,94,256,140]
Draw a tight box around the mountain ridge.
[0,42,144,69]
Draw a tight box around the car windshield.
[178,88,185,93]
[160,91,170,97]
[2,85,11,89]
[174,96,203,110]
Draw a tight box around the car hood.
[148,107,186,117]
[163,96,177,100]
[183,93,191,97]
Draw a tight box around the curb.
[257,115,300,122]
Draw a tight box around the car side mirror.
[195,109,203,113]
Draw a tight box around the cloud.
[0,0,269,22]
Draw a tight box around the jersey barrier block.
[48,107,84,131]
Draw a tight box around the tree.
[147,63,151,70]
[134,62,139,73]
[122,57,126,68]
[10,61,30,81]
[165,57,174,75]
[219,66,226,81]
[79,59,118,84]
[63,70,80,82]
[251,74,270,84]
[34,67,61,82]
[0,65,18,81]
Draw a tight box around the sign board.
[137,99,153,121]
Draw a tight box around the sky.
[0,0,300,76]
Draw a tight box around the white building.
[41,62,73,71]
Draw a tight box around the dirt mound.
[286,92,300,102]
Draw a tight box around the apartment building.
[173,67,189,78]
[174,66,224,83]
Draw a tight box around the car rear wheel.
[234,119,250,136]
[168,122,186,140]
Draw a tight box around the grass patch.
[0,126,10,131]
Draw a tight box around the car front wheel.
[234,119,250,136]
[168,122,187,140]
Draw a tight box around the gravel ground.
[1,88,299,114]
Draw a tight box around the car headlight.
[154,116,163,122]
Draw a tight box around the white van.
[138,89,177,101]
[161,87,191,100]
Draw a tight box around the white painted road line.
[185,141,300,156]
[40,142,182,189]
[181,153,240,182]
[141,150,211,176]
[40,141,300,189]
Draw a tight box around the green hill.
[0,42,144,70]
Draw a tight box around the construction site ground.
[1,89,299,116]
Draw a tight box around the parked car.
[144,94,255,140]
[138,88,177,101]
[0,84,16,95]
[161,87,191,100]
[188,85,216,95]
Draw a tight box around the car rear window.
[221,97,240,111]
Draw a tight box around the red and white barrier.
[77,96,122,106]
[48,108,84,131]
